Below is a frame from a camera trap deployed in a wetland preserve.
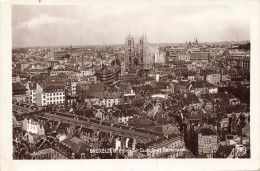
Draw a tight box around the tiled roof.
[85,82,104,98]
[145,133,181,147]
[215,145,233,158]
[197,128,217,135]
[190,53,209,60]
[184,94,200,104]
[43,84,64,93]
[62,137,91,154]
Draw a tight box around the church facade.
[124,33,150,72]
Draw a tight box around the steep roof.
[62,137,91,154]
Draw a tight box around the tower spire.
[195,37,198,45]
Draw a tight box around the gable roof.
[62,137,91,154]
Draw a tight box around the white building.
[35,84,65,106]
[154,47,160,63]
[50,69,72,77]
[22,118,45,135]
[178,52,190,61]
[206,73,221,86]
[70,79,78,95]
[26,83,37,104]
[105,98,120,108]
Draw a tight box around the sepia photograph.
[11,3,252,160]
[1,0,260,170]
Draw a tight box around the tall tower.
[138,34,149,69]
[125,33,135,71]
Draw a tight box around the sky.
[12,3,251,47]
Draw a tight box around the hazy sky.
[12,4,251,47]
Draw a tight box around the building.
[105,98,120,108]
[13,127,23,140]
[193,125,218,158]
[30,148,68,159]
[166,47,178,63]
[12,74,21,83]
[190,52,209,62]
[158,51,166,64]
[95,66,121,84]
[61,137,91,159]
[206,73,221,86]
[76,82,104,99]
[51,52,71,61]
[69,79,78,95]
[145,134,185,158]
[13,83,30,103]
[26,83,37,104]
[178,52,190,61]
[124,33,150,71]
[138,34,149,69]
[50,69,72,77]
[125,34,135,71]
[154,47,160,63]
[187,62,197,71]
[22,118,45,135]
[35,83,65,106]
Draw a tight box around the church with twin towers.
[124,33,154,72]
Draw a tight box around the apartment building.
[35,83,65,106]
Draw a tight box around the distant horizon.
[12,40,250,49]
[13,4,250,48]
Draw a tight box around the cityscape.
[12,5,250,159]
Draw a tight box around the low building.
[145,134,185,158]
[191,125,219,158]
[187,62,197,71]
[13,127,23,140]
[206,73,221,86]
[190,52,209,63]
[22,118,45,135]
[30,148,68,159]
[12,74,21,83]
[61,137,91,159]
